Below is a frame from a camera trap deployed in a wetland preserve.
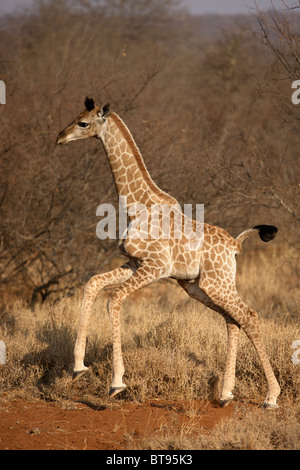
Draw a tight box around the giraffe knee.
[107,290,123,312]
[85,276,99,293]
[83,275,104,302]
[249,308,258,318]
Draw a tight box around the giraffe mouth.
[56,131,68,145]
[56,131,74,145]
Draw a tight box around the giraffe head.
[56,97,111,145]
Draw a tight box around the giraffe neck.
[101,112,178,210]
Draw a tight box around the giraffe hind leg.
[178,279,240,407]
[219,319,240,407]
[200,282,280,409]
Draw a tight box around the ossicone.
[85,96,95,111]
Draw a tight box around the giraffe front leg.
[107,262,165,398]
[73,284,93,381]
[73,265,133,382]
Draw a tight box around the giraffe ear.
[98,103,111,119]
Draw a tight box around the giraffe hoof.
[109,384,127,398]
[72,368,89,383]
[220,393,234,407]
[220,397,234,408]
[262,402,279,410]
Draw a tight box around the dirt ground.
[0,396,239,450]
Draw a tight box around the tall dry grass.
[130,405,300,450]
[0,247,299,449]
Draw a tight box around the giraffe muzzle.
[56,131,68,145]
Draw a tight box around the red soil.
[0,397,236,450]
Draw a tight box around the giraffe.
[56,97,280,408]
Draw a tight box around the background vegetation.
[0,0,299,303]
[0,0,299,450]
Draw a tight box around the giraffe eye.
[78,122,89,128]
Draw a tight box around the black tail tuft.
[254,225,278,242]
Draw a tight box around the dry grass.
[0,247,299,449]
[132,405,300,450]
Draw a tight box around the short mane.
[110,112,178,206]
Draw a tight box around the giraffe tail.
[236,225,278,244]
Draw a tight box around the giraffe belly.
[119,238,201,280]
[169,252,201,280]
[119,238,172,268]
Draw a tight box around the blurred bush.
[0,0,299,305]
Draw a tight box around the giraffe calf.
[56,99,280,409]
